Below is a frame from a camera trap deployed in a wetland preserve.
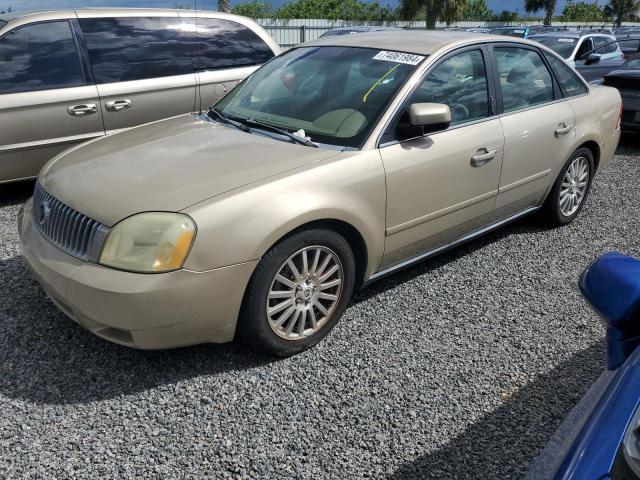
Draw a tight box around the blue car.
[527,252,640,479]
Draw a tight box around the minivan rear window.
[79,17,193,84]
[188,18,275,71]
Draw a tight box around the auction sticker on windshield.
[558,38,575,43]
[373,51,425,65]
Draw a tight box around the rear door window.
[0,20,86,94]
[79,17,193,84]
[494,47,554,113]
[594,36,612,54]
[188,18,275,71]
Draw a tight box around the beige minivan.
[0,8,280,183]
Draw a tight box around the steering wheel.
[450,102,470,120]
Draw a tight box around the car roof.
[0,7,274,40]
[531,31,614,39]
[304,30,519,56]
[0,8,246,26]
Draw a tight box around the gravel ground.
[0,136,639,479]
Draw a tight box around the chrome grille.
[32,183,104,261]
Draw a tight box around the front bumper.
[19,198,258,349]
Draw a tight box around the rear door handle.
[67,104,97,117]
[105,99,132,112]
[470,149,498,167]
[554,124,572,137]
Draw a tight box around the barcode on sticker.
[373,51,425,65]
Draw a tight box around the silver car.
[0,8,280,184]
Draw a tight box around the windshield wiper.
[208,108,252,133]
[242,118,319,148]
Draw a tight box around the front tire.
[238,229,355,356]
[541,147,594,226]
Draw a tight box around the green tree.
[462,0,492,20]
[218,0,231,13]
[399,0,467,28]
[525,0,557,24]
[493,10,519,21]
[603,0,640,25]
[232,1,273,18]
[276,0,397,21]
[561,0,604,21]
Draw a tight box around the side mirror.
[580,252,640,369]
[585,53,601,64]
[408,103,451,133]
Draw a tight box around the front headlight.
[99,212,196,273]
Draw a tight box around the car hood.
[40,114,340,226]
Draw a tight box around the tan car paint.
[20,31,622,349]
[496,100,576,211]
[39,114,340,227]
[20,204,256,347]
[0,85,105,183]
[380,118,504,268]
[0,9,280,184]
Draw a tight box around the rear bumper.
[597,128,621,174]
[526,347,640,479]
[19,198,257,349]
[621,97,640,131]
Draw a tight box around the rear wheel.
[239,229,355,356]
[541,148,594,226]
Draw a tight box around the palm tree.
[218,0,231,13]
[525,0,557,25]
[400,0,466,29]
[603,0,640,26]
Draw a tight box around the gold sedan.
[19,31,622,356]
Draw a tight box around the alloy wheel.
[266,246,344,341]
[559,156,590,217]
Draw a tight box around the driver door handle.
[470,148,498,167]
[555,123,572,137]
[105,99,132,112]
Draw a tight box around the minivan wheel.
[542,147,594,226]
[239,229,355,356]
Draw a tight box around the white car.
[530,31,625,81]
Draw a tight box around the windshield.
[213,46,424,149]
[532,36,577,59]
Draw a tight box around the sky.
[0,0,580,16]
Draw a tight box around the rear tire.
[541,147,594,227]
[238,229,355,357]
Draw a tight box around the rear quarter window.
[188,18,275,71]
[544,53,588,98]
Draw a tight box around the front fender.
[182,150,387,279]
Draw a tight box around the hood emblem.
[37,199,52,226]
